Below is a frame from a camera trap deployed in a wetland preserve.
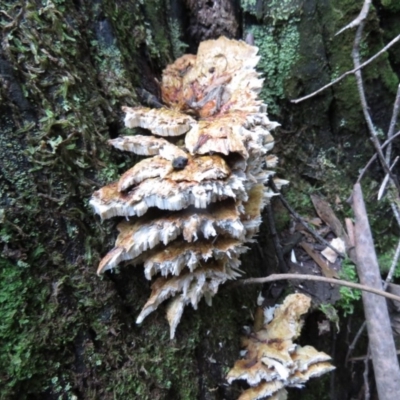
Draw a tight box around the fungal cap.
[90,174,247,219]
[122,106,196,136]
[108,135,188,160]
[238,380,285,400]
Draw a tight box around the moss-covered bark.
[0,1,261,399]
[1,0,399,399]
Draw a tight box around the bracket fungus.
[90,36,288,338]
[226,294,335,400]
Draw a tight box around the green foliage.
[381,0,400,12]
[378,247,400,278]
[338,259,362,316]
[319,303,340,332]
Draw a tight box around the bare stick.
[268,180,346,258]
[351,183,400,400]
[357,130,400,183]
[352,21,400,236]
[335,0,371,36]
[291,33,400,104]
[346,239,400,364]
[363,346,371,400]
[237,273,400,303]
[385,85,400,163]
[350,350,400,362]
[345,218,357,263]
[352,23,400,193]
[390,202,400,228]
[346,321,367,365]
[377,156,399,201]
[385,239,400,288]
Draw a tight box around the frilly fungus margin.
[90,37,287,339]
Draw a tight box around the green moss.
[323,0,398,133]
[250,23,300,115]
[0,0,190,397]
[143,0,172,65]
[0,258,48,398]
[241,0,302,115]
[168,18,189,59]
[241,0,257,10]
[0,2,255,395]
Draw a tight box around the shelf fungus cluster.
[90,37,287,338]
[227,294,335,400]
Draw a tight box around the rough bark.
[0,1,399,399]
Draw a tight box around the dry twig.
[291,33,400,104]
[349,350,400,362]
[352,23,400,193]
[357,130,400,183]
[351,183,400,400]
[335,0,371,36]
[363,346,371,400]
[237,273,400,303]
[385,239,400,286]
[268,180,346,258]
[346,196,400,365]
[385,84,400,163]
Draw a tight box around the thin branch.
[268,180,346,258]
[350,350,400,362]
[352,23,400,193]
[363,346,371,400]
[335,0,371,36]
[385,84,400,164]
[237,273,400,303]
[385,239,400,288]
[346,321,367,365]
[291,33,400,104]
[346,239,400,364]
[357,130,400,183]
[390,202,400,229]
[0,9,13,19]
[377,156,399,201]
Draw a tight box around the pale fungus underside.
[226,294,335,400]
[90,37,288,339]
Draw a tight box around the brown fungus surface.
[90,37,286,338]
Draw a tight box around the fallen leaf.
[321,237,345,263]
[300,241,339,278]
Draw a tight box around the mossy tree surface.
[243,0,399,255]
[0,1,259,399]
[1,0,399,399]
[242,1,400,400]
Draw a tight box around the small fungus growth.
[90,37,287,338]
[226,294,335,399]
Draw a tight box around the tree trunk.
[1,1,398,399]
